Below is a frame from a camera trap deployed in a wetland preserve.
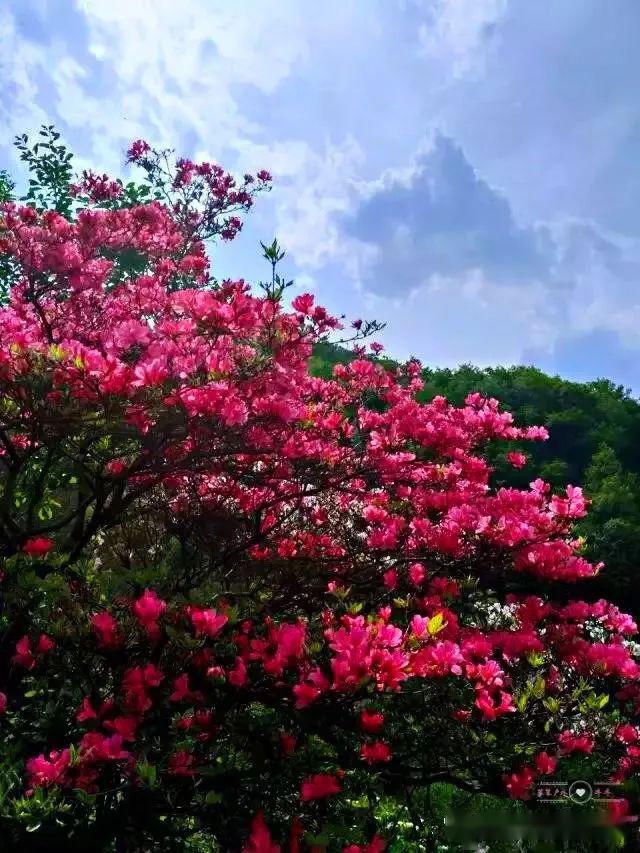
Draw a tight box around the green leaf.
[427,612,445,635]
[611,828,626,848]
[136,761,158,787]
[531,676,546,700]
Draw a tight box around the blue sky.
[2,0,640,390]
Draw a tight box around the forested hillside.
[312,343,640,613]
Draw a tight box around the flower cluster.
[0,135,638,849]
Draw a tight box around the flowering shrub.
[0,128,638,850]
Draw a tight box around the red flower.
[289,817,304,853]
[170,673,204,704]
[227,656,248,687]
[22,537,54,558]
[507,451,527,468]
[90,611,123,648]
[121,664,164,713]
[408,562,426,586]
[176,714,194,731]
[474,689,515,721]
[12,634,54,669]
[360,741,392,764]
[189,607,228,638]
[13,636,36,669]
[300,773,341,801]
[106,459,126,476]
[382,569,398,589]
[127,139,151,162]
[280,733,297,755]
[168,750,196,777]
[606,799,638,826]
[132,589,167,638]
[504,765,535,800]
[79,732,131,762]
[37,634,55,654]
[291,293,315,315]
[557,730,594,755]
[26,749,71,788]
[243,811,280,853]
[76,697,98,723]
[615,724,639,744]
[0,692,6,715]
[534,751,557,775]
[359,709,384,734]
[104,716,139,741]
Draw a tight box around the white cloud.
[232,135,367,270]
[0,8,49,136]
[1,0,316,171]
[72,0,311,164]
[0,0,512,269]
[547,219,640,348]
[418,0,508,78]
[1,0,374,271]
[323,132,640,373]
[76,0,309,95]
[353,268,558,366]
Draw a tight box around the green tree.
[579,445,640,608]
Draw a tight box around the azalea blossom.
[300,773,342,801]
[21,537,54,558]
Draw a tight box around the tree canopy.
[0,130,638,851]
